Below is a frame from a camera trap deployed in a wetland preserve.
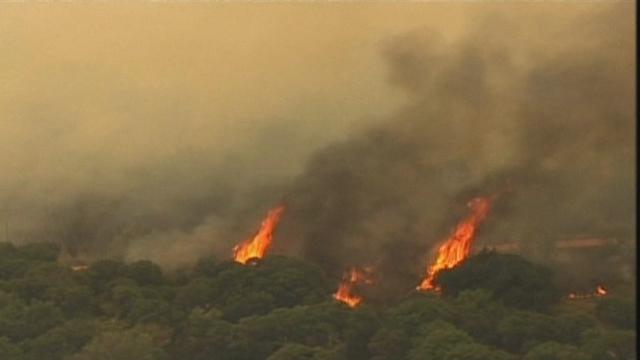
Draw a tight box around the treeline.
[0,242,635,360]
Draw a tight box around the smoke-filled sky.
[0,3,635,287]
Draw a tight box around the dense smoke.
[278,4,635,297]
[0,4,634,293]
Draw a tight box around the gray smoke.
[277,4,635,296]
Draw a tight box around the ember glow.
[333,267,373,308]
[418,196,493,291]
[568,285,609,300]
[596,285,608,296]
[232,205,286,264]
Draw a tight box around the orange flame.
[596,285,608,296]
[418,196,493,291]
[333,267,373,308]
[233,205,285,264]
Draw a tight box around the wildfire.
[233,205,286,264]
[596,285,607,296]
[417,196,493,291]
[568,285,609,300]
[333,267,373,308]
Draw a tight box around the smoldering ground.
[0,4,634,295]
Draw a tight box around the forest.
[0,242,635,360]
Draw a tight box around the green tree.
[15,243,59,262]
[385,295,455,337]
[238,302,350,359]
[192,257,221,278]
[0,291,20,308]
[203,256,332,321]
[0,301,64,341]
[407,320,474,360]
[437,251,560,310]
[126,298,171,324]
[267,343,318,360]
[595,297,636,330]
[173,277,216,310]
[98,279,142,318]
[11,263,94,317]
[170,309,253,360]
[497,311,563,353]
[312,344,347,360]
[70,329,167,360]
[125,261,165,287]
[21,319,96,360]
[222,291,276,321]
[368,328,410,360]
[0,242,634,360]
[0,259,31,280]
[86,260,126,293]
[343,307,380,360]
[12,263,73,300]
[408,320,515,360]
[45,284,94,318]
[554,313,597,344]
[524,342,590,360]
[451,289,506,346]
[580,328,636,360]
[0,336,22,359]
[444,342,516,360]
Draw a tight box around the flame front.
[418,197,493,291]
[333,267,372,308]
[233,205,286,264]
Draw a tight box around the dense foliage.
[436,250,561,310]
[0,243,635,359]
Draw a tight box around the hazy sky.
[0,3,489,235]
[0,3,614,196]
[0,5,465,198]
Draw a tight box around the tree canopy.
[0,242,634,360]
[436,250,561,310]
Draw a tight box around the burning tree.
[417,196,493,291]
[333,267,373,308]
[568,285,609,300]
[233,205,286,264]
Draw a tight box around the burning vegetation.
[417,196,493,291]
[568,285,609,300]
[333,267,373,308]
[596,285,608,296]
[232,205,286,264]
